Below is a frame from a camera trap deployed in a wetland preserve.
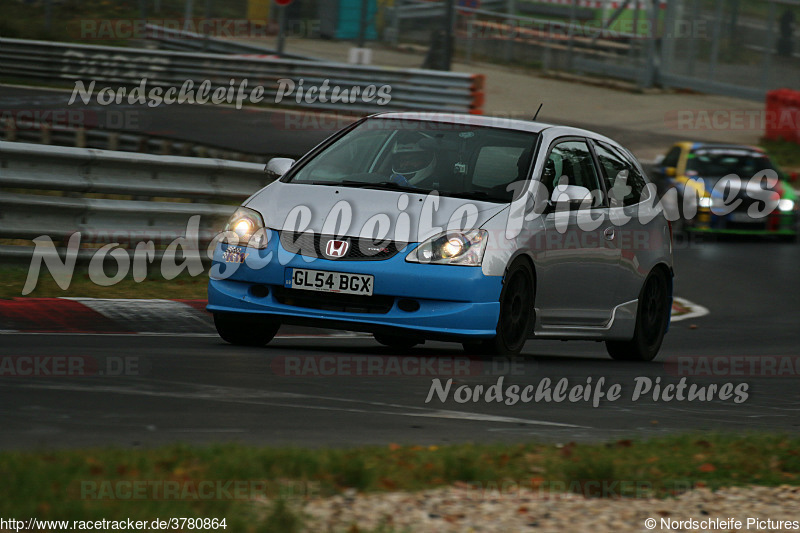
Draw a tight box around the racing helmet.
[390,140,436,183]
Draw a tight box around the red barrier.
[765,88,800,144]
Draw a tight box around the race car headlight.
[698,196,712,208]
[223,207,268,249]
[406,229,488,266]
[778,199,795,212]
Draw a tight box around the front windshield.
[286,118,538,203]
[686,148,775,178]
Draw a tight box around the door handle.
[603,227,615,240]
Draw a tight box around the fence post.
[639,0,660,88]
[686,0,700,76]
[628,0,641,63]
[660,0,679,84]
[567,0,577,69]
[466,17,474,63]
[761,0,777,93]
[389,0,403,46]
[504,0,516,62]
[708,0,724,81]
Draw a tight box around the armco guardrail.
[0,38,485,114]
[2,118,269,162]
[144,23,322,61]
[0,141,271,262]
[393,0,506,19]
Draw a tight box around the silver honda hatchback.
[208,113,673,361]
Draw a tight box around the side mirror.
[265,157,295,179]
[665,166,677,178]
[551,185,592,209]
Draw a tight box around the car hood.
[245,181,509,242]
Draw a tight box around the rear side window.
[593,141,649,207]
[544,141,602,190]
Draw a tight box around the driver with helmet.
[388,137,437,187]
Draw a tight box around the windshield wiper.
[332,180,427,193]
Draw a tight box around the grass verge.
[0,265,209,299]
[0,434,798,530]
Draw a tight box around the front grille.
[279,231,406,261]
[273,287,394,314]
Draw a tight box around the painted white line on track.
[671,297,710,322]
[19,380,587,429]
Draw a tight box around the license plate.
[729,212,758,223]
[286,268,374,296]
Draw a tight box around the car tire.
[213,313,280,347]
[605,268,670,362]
[462,259,534,356]
[373,332,422,349]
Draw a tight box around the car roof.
[371,112,624,148]
[689,142,764,153]
[372,111,550,133]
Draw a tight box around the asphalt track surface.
[1,240,799,450]
[1,84,798,450]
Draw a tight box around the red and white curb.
[1,296,708,335]
[0,298,210,335]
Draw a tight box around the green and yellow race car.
[652,142,798,238]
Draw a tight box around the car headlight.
[406,229,488,266]
[223,207,268,249]
[698,196,712,208]
[778,199,795,212]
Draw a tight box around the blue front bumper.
[206,238,503,339]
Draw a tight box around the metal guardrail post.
[41,123,51,145]
[4,118,17,141]
[75,128,86,148]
